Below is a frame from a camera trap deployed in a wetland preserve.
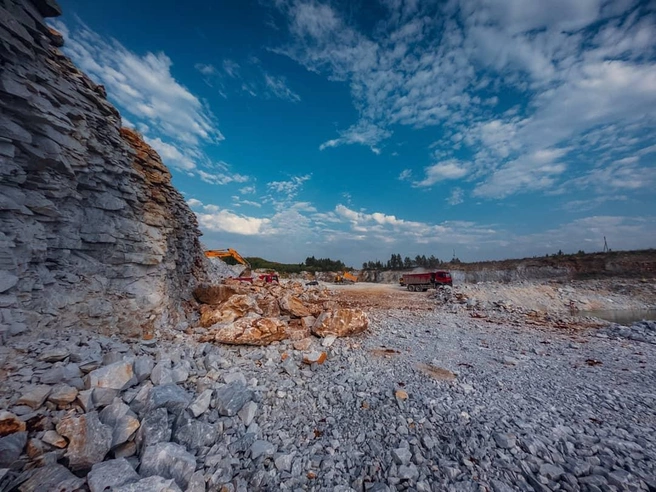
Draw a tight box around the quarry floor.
[1,277,655,491]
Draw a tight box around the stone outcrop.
[0,0,207,337]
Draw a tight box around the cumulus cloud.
[414,160,469,188]
[52,18,257,187]
[52,19,223,148]
[187,199,270,235]
[274,0,656,198]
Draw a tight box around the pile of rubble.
[0,320,360,492]
[428,285,600,330]
[193,280,369,346]
[598,320,656,344]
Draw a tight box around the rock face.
[0,0,206,337]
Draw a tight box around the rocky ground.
[1,281,655,491]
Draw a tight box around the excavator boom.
[204,248,250,267]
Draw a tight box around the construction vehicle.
[205,248,250,267]
[205,248,251,276]
[335,271,358,284]
[204,249,281,283]
[402,271,452,291]
[232,273,279,284]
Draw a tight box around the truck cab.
[434,271,452,286]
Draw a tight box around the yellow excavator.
[205,248,251,276]
[335,271,358,284]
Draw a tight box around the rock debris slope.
[0,0,206,337]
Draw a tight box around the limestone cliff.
[0,0,207,337]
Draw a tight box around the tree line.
[362,253,458,270]
[245,256,348,274]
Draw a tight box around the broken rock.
[215,382,254,417]
[172,413,219,451]
[48,384,78,406]
[113,475,182,492]
[312,309,369,338]
[136,407,171,450]
[15,464,85,492]
[279,294,312,318]
[56,411,112,470]
[188,389,213,418]
[42,430,67,448]
[146,384,191,415]
[140,442,196,490]
[302,351,327,365]
[0,431,27,467]
[17,386,51,409]
[0,411,26,436]
[200,294,262,326]
[39,347,70,362]
[87,360,136,391]
[193,283,238,305]
[201,317,288,346]
[87,458,140,492]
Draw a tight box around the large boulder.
[193,283,238,305]
[286,319,311,341]
[0,411,26,437]
[311,309,369,337]
[199,294,262,326]
[86,360,136,391]
[201,317,288,346]
[257,295,281,317]
[140,442,196,490]
[56,411,112,470]
[279,294,312,318]
[87,458,140,492]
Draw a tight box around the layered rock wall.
[0,0,206,337]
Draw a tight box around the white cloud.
[198,210,270,235]
[319,121,391,153]
[198,170,249,186]
[145,137,197,172]
[195,63,216,76]
[239,186,256,195]
[473,149,568,198]
[52,18,258,188]
[398,169,412,181]
[52,19,223,147]
[223,59,241,78]
[187,199,270,235]
[413,160,468,187]
[275,0,656,199]
[447,188,464,205]
[264,73,301,102]
[267,174,311,196]
[232,196,262,208]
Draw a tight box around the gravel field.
[1,282,655,492]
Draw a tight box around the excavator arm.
[205,248,251,273]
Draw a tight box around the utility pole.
[603,236,609,253]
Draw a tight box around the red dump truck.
[402,271,452,291]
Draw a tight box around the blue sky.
[54,0,655,266]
